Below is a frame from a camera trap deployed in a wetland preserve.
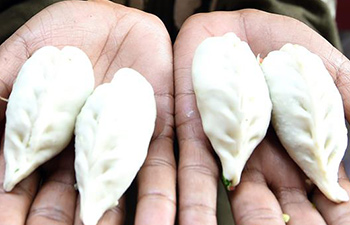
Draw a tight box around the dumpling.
[3,46,94,192]
[260,43,349,203]
[74,68,156,225]
[192,32,272,189]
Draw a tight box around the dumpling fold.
[260,43,349,203]
[3,46,94,192]
[74,68,156,225]
[192,32,272,189]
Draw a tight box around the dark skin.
[0,0,175,224]
[174,9,350,225]
[1,1,350,225]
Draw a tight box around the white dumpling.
[261,43,349,203]
[74,68,156,225]
[3,46,94,192]
[192,32,272,189]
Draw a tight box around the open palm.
[174,9,350,225]
[0,1,175,224]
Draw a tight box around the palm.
[0,1,175,225]
[174,9,350,225]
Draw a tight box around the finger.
[260,133,326,225]
[135,137,176,225]
[230,173,284,225]
[175,77,219,224]
[74,195,126,225]
[134,55,176,225]
[26,146,77,225]
[272,185,325,225]
[130,7,175,224]
[313,164,350,225]
[0,138,40,224]
[177,139,219,225]
[135,94,177,225]
[175,85,220,225]
[174,27,220,225]
[229,135,285,225]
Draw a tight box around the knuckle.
[179,163,218,179]
[108,204,126,218]
[235,207,283,225]
[180,202,216,217]
[274,186,308,207]
[27,206,73,224]
[152,114,174,142]
[143,156,176,170]
[138,191,176,207]
[175,115,209,146]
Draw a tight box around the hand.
[0,1,175,224]
[174,9,350,225]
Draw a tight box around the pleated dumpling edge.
[261,43,349,203]
[192,32,272,189]
[74,68,156,225]
[3,46,95,192]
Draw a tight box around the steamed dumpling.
[260,43,349,203]
[3,46,94,192]
[74,68,156,225]
[192,32,272,189]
